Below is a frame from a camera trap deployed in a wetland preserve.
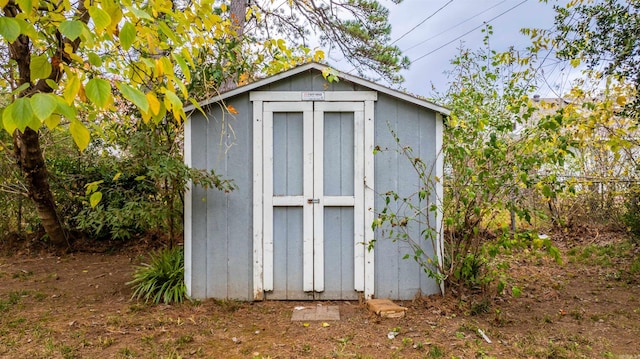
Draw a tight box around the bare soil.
[0,230,639,358]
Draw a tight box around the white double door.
[261,100,368,300]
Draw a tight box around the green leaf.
[30,54,52,81]
[89,191,103,208]
[117,83,149,113]
[45,79,59,90]
[87,52,103,67]
[69,119,90,151]
[59,20,84,40]
[11,83,30,96]
[172,53,191,82]
[30,93,57,120]
[55,96,77,119]
[7,97,39,132]
[85,78,112,108]
[158,21,179,44]
[119,21,136,50]
[89,6,112,32]
[164,89,182,108]
[0,17,21,42]
[17,18,38,39]
[511,286,522,298]
[16,0,32,14]
[128,6,153,20]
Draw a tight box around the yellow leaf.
[146,92,161,115]
[220,3,227,12]
[155,58,164,77]
[616,95,627,106]
[89,191,102,208]
[570,58,581,68]
[313,49,325,62]
[63,72,81,104]
[69,119,90,151]
[141,109,151,124]
[44,114,61,129]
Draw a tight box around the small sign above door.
[301,92,325,101]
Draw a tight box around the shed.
[184,62,448,301]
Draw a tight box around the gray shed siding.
[373,93,441,299]
[185,67,442,300]
[186,92,254,300]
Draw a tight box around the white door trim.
[363,99,375,299]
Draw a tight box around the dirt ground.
[0,230,639,359]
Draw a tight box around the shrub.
[129,246,186,304]
[622,185,640,241]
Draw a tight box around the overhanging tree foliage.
[0,0,316,247]
[552,0,640,115]
[238,0,409,84]
[1,0,408,247]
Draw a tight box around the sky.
[332,0,574,99]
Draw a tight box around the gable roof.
[186,62,450,115]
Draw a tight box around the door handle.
[307,198,319,204]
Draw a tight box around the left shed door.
[260,101,364,300]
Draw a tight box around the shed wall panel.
[186,93,254,300]
[186,112,209,298]
[373,93,441,299]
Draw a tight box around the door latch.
[307,198,319,204]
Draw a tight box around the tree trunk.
[5,1,76,249]
[219,0,247,92]
[13,128,69,248]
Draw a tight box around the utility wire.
[390,0,454,45]
[411,0,529,64]
[403,0,508,53]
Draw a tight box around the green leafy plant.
[129,246,187,304]
[374,27,570,295]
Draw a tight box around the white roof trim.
[185,62,450,115]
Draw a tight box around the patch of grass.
[12,270,33,279]
[470,297,491,316]
[127,303,147,313]
[630,256,640,274]
[427,344,445,358]
[116,347,137,358]
[175,334,194,345]
[33,292,48,301]
[0,290,27,312]
[105,315,121,326]
[215,299,242,313]
[59,343,77,359]
[569,308,584,321]
[300,343,312,353]
[7,317,26,328]
[571,242,633,267]
[30,323,53,340]
[97,336,115,348]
